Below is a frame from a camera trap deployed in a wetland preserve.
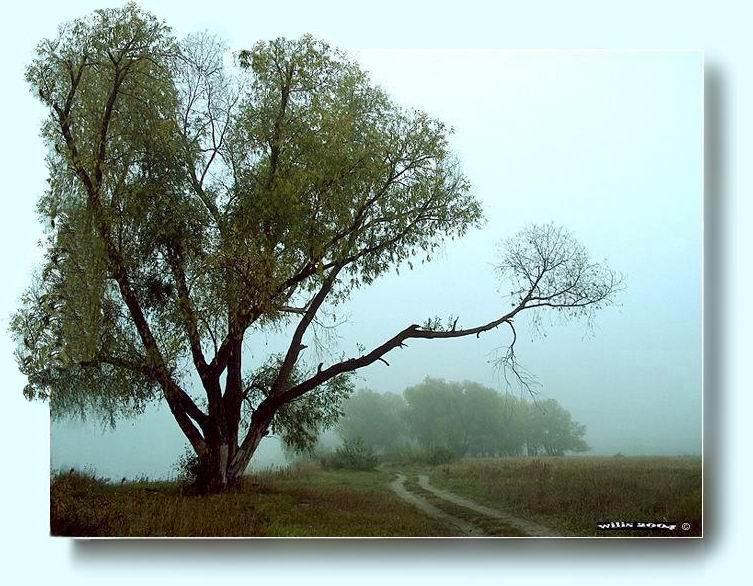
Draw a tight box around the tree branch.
[164,246,209,374]
[260,306,524,419]
[269,265,344,396]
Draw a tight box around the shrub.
[172,446,207,492]
[425,446,456,465]
[323,438,380,471]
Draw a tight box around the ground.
[50,456,702,537]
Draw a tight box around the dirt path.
[388,473,484,536]
[416,474,558,537]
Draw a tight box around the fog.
[8,21,700,479]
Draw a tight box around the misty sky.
[0,9,701,479]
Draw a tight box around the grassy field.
[51,463,453,537]
[51,456,702,537]
[419,456,702,537]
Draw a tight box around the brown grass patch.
[51,464,453,537]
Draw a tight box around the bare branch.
[257,223,620,419]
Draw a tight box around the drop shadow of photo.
[701,62,727,550]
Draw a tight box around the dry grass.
[426,456,702,536]
[50,463,453,537]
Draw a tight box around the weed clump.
[50,468,117,536]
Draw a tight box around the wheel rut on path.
[388,473,484,536]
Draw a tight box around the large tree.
[12,4,620,491]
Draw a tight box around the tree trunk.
[228,424,268,480]
[202,441,231,493]
[193,423,269,494]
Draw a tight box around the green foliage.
[233,36,482,296]
[15,4,191,421]
[10,279,159,424]
[403,378,479,455]
[274,373,354,454]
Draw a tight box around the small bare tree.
[493,223,622,391]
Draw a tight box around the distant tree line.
[336,378,589,458]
